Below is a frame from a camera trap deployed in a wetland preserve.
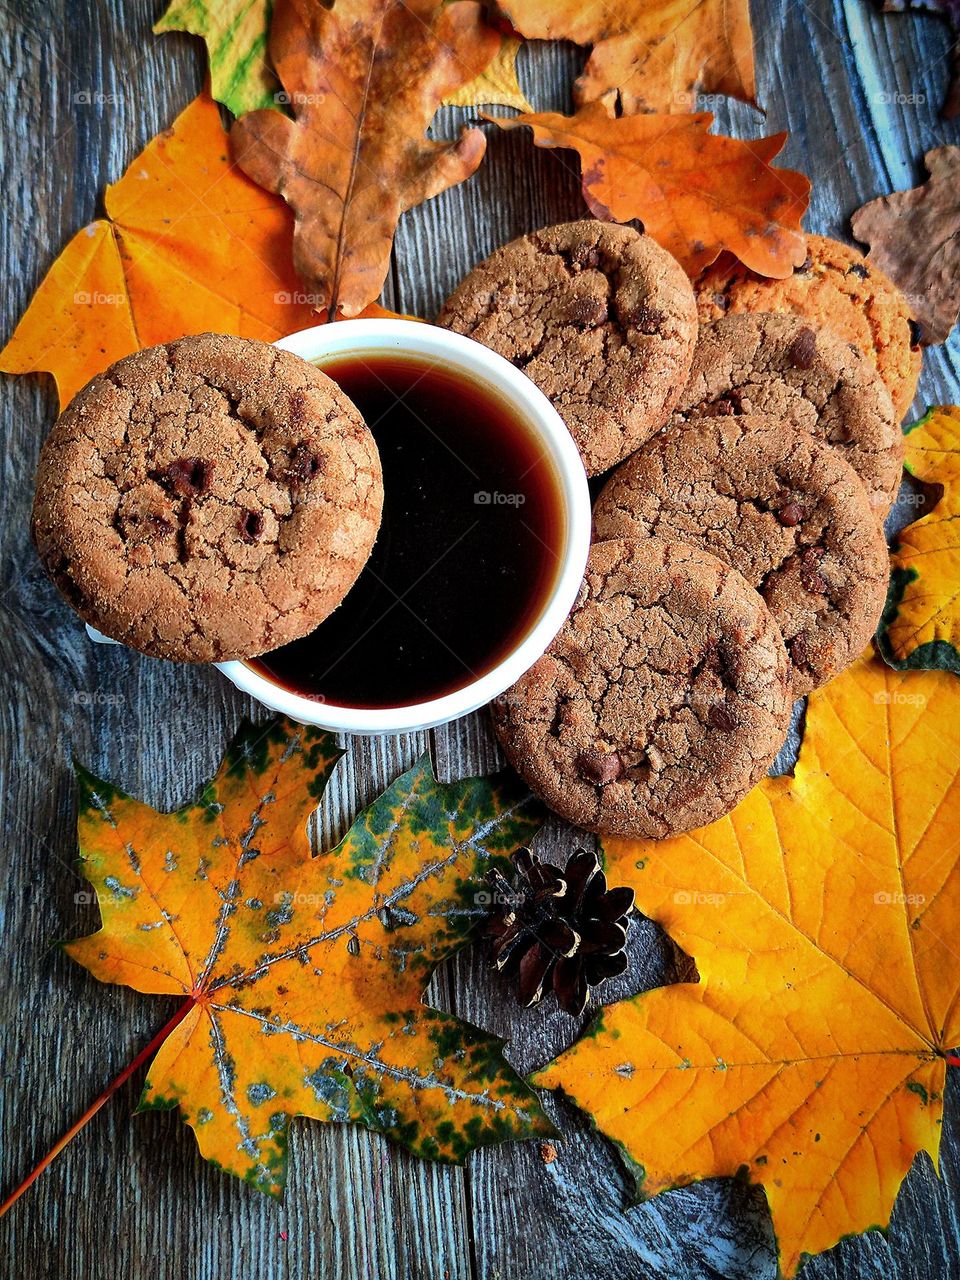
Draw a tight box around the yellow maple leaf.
[878,407,960,673]
[444,34,532,111]
[535,652,960,1275]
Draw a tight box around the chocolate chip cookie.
[32,334,384,662]
[695,235,921,419]
[491,538,792,839]
[674,312,904,515]
[437,220,698,475]
[593,415,889,696]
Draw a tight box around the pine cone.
[487,847,634,1016]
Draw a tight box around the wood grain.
[0,1,958,1276]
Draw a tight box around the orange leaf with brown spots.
[490,105,810,278]
[66,718,549,1194]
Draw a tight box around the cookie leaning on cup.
[593,414,889,696]
[31,333,384,663]
[491,538,793,840]
[438,220,698,476]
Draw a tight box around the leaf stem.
[0,996,195,1218]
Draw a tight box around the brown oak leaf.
[852,146,960,344]
[498,0,756,115]
[230,0,499,317]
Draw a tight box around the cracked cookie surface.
[593,415,889,696]
[674,312,904,515]
[437,220,698,475]
[32,333,384,662]
[491,538,792,839]
[695,235,921,419]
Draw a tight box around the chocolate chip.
[785,327,818,370]
[286,444,325,483]
[287,389,307,430]
[799,547,827,593]
[571,245,600,271]
[569,295,608,329]
[164,457,213,497]
[790,634,809,669]
[846,261,869,279]
[146,514,174,537]
[794,254,813,274]
[708,705,736,731]
[622,302,666,333]
[239,510,265,543]
[576,748,623,786]
[908,318,923,349]
[777,501,804,527]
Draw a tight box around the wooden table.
[2,1,959,1275]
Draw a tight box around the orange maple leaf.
[231,0,499,317]
[499,0,756,115]
[491,104,810,278]
[0,92,322,410]
[536,652,960,1275]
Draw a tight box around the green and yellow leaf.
[535,652,960,1276]
[878,406,960,673]
[68,718,550,1194]
[154,0,279,116]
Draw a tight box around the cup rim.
[217,318,591,735]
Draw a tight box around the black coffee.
[249,352,565,708]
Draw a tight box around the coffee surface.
[250,352,565,708]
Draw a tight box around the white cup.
[215,319,591,735]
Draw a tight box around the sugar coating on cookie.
[437,220,698,476]
[32,333,384,662]
[593,414,890,696]
[695,235,921,419]
[492,538,793,839]
[674,312,904,515]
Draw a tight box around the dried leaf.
[875,0,960,116]
[490,105,810,277]
[498,0,756,114]
[852,147,960,345]
[154,0,279,115]
[0,93,316,409]
[536,652,960,1276]
[878,407,960,673]
[231,0,499,317]
[444,33,531,111]
[67,718,550,1193]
